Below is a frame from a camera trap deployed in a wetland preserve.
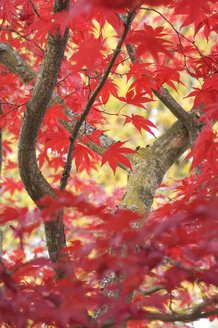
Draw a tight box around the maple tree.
[0,0,217,327]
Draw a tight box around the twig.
[165,256,203,272]
[120,14,202,146]
[59,10,137,191]
[1,28,43,53]
[56,72,72,86]
[141,7,217,73]
[97,296,218,327]
[147,296,218,322]
[0,102,28,118]
[0,42,126,168]
[28,0,40,17]
[141,284,165,296]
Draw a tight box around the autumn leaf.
[1,178,23,196]
[102,141,138,174]
[0,0,17,24]
[82,130,107,146]
[154,65,184,91]
[123,114,157,137]
[70,35,106,71]
[126,24,172,61]
[73,142,97,172]
[117,88,153,109]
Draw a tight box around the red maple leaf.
[82,130,107,146]
[70,36,106,71]
[118,88,153,109]
[102,141,138,174]
[173,0,213,33]
[123,114,157,137]
[154,65,184,91]
[126,24,172,61]
[1,178,23,196]
[0,0,17,24]
[73,142,97,172]
[99,78,119,105]
[185,124,217,171]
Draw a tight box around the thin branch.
[0,102,28,118]
[120,15,202,145]
[28,0,40,17]
[0,42,125,168]
[152,87,202,144]
[165,256,203,273]
[141,7,218,72]
[98,296,218,328]
[1,28,44,53]
[141,284,166,296]
[56,72,72,86]
[59,10,137,191]
[129,284,166,301]
[147,296,218,322]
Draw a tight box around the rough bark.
[122,110,202,214]
[18,30,69,201]
[17,0,70,273]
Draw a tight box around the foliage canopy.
[0,0,217,327]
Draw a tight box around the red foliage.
[102,141,138,173]
[0,0,217,327]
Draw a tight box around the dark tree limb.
[17,0,71,277]
[18,30,69,200]
[147,296,218,322]
[122,106,204,214]
[0,42,126,169]
[60,10,137,190]
[152,87,202,145]
[98,296,218,328]
[28,0,40,17]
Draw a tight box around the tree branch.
[59,10,137,190]
[147,296,218,322]
[16,0,70,277]
[151,87,202,145]
[28,0,40,17]
[0,42,126,169]
[141,284,166,296]
[119,15,205,214]
[120,14,202,145]
[97,296,218,328]
[0,42,37,84]
[122,108,203,213]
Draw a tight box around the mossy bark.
[123,113,202,214]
